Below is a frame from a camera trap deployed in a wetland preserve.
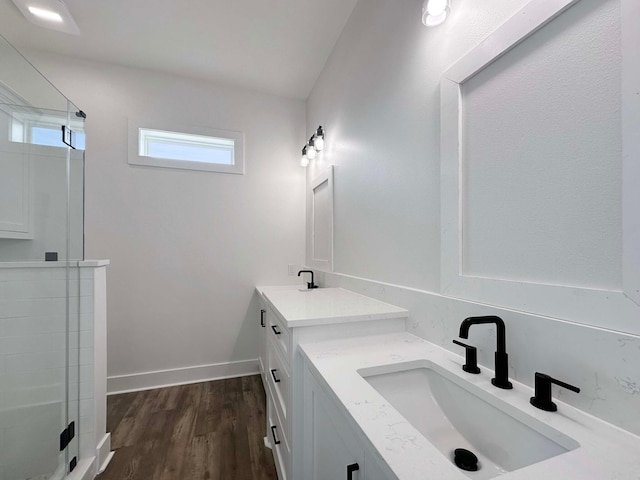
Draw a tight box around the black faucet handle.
[530,372,580,412]
[452,340,481,374]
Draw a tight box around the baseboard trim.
[66,457,95,480]
[96,433,112,473]
[107,359,260,395]
[98,451,115,475]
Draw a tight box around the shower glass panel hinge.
[60,421,75,451]
[69,457,77,472]
[61,125,77,149]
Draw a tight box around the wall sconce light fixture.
[300,125,325,167]
[422,0,450,27]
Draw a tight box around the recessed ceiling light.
[11,0,80,35]
[28,6,63,22]
[422,0,451,27]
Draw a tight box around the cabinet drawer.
[267,337,291,433]
[267,306,290,360]
[268,396,290,480]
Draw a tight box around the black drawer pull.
[271,325,281,335]
[270,369,281,383]
[270,425,281,445]
[347,463,359,480]
[260,309,266,327]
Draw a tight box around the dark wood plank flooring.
[98,375,278,480]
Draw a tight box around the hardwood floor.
[98,375,278,480]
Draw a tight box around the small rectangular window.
[11,113,86,150]
[129,123,244,175]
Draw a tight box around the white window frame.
[128,119,244,175]
[10,111,86,149]
[440,0,640,335]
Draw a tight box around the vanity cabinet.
[256,286,408,480]
[0,146,32,239]
[303,362,393,480]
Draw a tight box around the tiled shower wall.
[0,264,95,480]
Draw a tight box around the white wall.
[306,0,640,435]
[23,52,307,392]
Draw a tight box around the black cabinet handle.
[270,369,281,383]
[260,309,266,327]
[271,325,281,335]
[347,463,359,480]
[270,425,281,445]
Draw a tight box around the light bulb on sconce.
[301,146,309,167]
[305,139,317,160]
[313,126,325,151]
[422,0,450,27]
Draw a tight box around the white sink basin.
[359,361,580,479]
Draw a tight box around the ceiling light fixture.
[28,6,62,22]
[422,0,451,27]
[11,0,80,35]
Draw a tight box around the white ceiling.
[0,0,359,99]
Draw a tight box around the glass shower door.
[65,104,86,477]
[0,32,85,480]
[0,105,71,480]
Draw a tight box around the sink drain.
[453,448,479,471]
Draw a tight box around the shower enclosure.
[0,33,87,480]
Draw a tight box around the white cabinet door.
[364,450,395,480]
[304,366,364,480]
[0,151,32,239]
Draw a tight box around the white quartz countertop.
[299,332,640,480]
[256,286,408,328]
[0,259,110,268]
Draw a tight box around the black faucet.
[530,372,580,412]
[297,270,318,289]
[459,315,512,389]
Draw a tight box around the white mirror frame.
[306,165,334,272]
[440,0,640,334]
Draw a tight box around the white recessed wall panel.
[307,166,333,271]
[440,0,639,333]
[460,0,622,290]
[313,180,331,262]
